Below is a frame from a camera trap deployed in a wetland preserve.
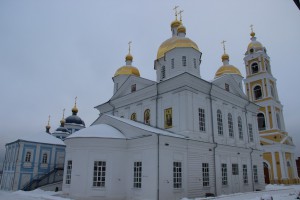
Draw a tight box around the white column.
[291,154,299,179]
[279,151,287,179]
[271,151,278,180]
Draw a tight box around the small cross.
[128,41,132,54]
[47,115,51,126]
[173,6,179,19]
[178,10,184,21]
[250,24,254,32]
[62,108,65,119]
[221,40,227,54]
[75,96,77,107]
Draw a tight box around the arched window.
[257,113,266,131]
[228,113,234,137]
[25,152,31,162]
[276,113,281,130]
[238,116,243,140]
[131,113,137,121]
[253,85,262,100]
[251,63,259,74]
[217,110,223,135]
[42,153,48,164]
[161,66,165,79]
[144,109,150,125]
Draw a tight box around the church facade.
[62,14,265,200]
[244,31,300,184]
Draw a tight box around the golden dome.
[250,31,255,37]
[60,118,65,125]
[171,19,181,28]
[215,65,242,78]
[221,53,229,61]
[247,41,263,51]
[114,66,140,77]
[177,25,186,34]
[125,53,133,61]
[72,106,78,114]
[157,37,199,59]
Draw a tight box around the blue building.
[0,123,65,191]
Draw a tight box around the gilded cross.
[173,6,179,19]
[221,40,227,54]
[178,10,184,21]
[250,24,254,32]
[47,115,51,126]
[128,41,132,54]
[75,96,77,107]
[62,108,65,119]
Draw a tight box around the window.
[161,66,165,79]
[131,84,136,92]
[243,164,248,184]
[25,152,31,162]
[164,108,172,129]
[133,162,142,188]
[276,113,281,130]
[238,116,243,140]
[232,164,239,175]
[228,113,234,137]
[182,56,186,66]
[257,113,266,131]
[225,83,230,92]
[65,160,72,184]
[253,165,258,183]
[270,85,275,98]
[171,58,174,69]
[250,48,254,53]
[144,109,150,125]
[251,63,259,74]
[131,113,137,121]
[248,124,254,142]
[198,108,205,132]
[221,163,228,185]
[217,110,223,135]
[93,161,106,187]
[173,162,182,188]
[42,153,48,164]
[193,58,197,68]
[202,163,209,187]
[253,85,262,100]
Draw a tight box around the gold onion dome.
[177,25,186,34]
[125,53,133,61]
[221,53,229,61]
[157,37,199,59]
[114,66,140,77]
[247,29,263,52]
[72,105,78,114]
[215,65,242,78]
[171,19,181,28]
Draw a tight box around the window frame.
[42,153,48,164]
[25,151,31,162]
[251,62,259,74]
[161,66,166,79]
[93,161,106,188]
[182,56,187,67]
[65,160,72,184]
[133,161,142,188]
[232,163,239,175]
[221,163,228,186]
[248,123,254,142]
[253,165,258,183]
[144,109,150,125]
[173,161,182,189]
[257,113,266,131]
[164,108,173,129]
[238,116,243,140]
[202,163,209,187]
[198,108,206,132]
[217,110,223,136]
[253,85,263,100]
[228,113,234,138]
[243,164,248,184]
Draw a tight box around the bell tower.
[244,26,299,184]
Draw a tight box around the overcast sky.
[0,1,299,164]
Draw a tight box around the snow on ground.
[182,184,300,200]
[0,185,299,200]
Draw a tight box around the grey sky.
[0,0,299,164]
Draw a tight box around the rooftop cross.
[62,108,65,119]
[250,24,254,32]
[128,41,132,54]
[178,10,184,21]
[173,6,179,19]
[221,40,227,54]
[47,115,51,126]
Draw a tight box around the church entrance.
[231,163,240,193]
[264,162,270,184]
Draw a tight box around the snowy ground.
[0,185,299,200]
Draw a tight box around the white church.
[61,11,266,200]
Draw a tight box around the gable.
[111,76,155,100]
[212,74,247,99]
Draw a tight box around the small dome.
[247,32,264,52]
[72,106,78,114]
[55,126,70,133]
[125,53,133,61]
[221,53,229,61]
[215,65,242,78]
[171,19,181,28]
[157,37,199,59]
[177,25,186,34]
[114,66,140,77]
[65,115,85,126]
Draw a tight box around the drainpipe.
[209,84,218,196]
[244,101,255,191]
[155,83,160,200]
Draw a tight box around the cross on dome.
[128,41,132,54]
[178,10,184,21]
[221,40,227,54]
[173,6,179,19]
[250,24,255,37]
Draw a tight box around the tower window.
[251,63,259,74]
[42,153,48,164]
[193,58,197,69]
[217,110,223,135]
[171,58,174,69]
[182,56,187,66]
[253,85,262,100]
[238,116,243,140]
[25,151,31,162]
[161,66,165,79]
[131,84,136,92]
[225,83,230,91]
[198,108,205,132]
[144,109,150,125]
[131,113,137,121]
[228,113,234,138]
[248,124,253,142]
[276,113,281,130]
[257,113,266,131]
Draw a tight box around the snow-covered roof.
[107,115,186,138]
[67,124,125,139]
[7,131,65,146]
